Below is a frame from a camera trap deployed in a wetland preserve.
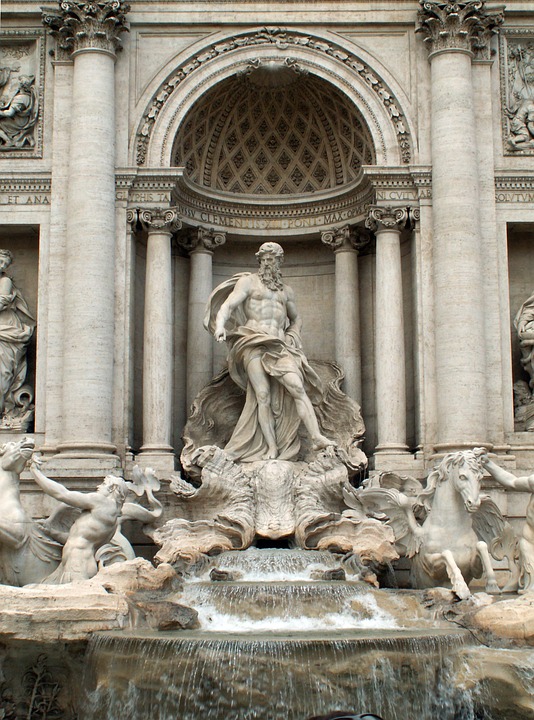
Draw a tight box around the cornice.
[363,165,432,201]
[0,174,51,193]
[114,167,184,203]
[495,173,534,202]
[170,172,373,235]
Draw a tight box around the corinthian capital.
[178,227,227,254]
[138,207,182,233]
[321,225,371,253]
[42,1,130,56]
[365,206,409,233]
[416,1,504,58]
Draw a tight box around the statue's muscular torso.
[242,275,290,339]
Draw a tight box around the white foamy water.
[183,587,399,633]
[188,548,357,583]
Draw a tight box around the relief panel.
[500,29,534,156]
[0,31,45,158]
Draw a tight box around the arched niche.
[133,27,416,172]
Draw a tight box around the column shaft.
[417,0,503,452]
[142,229,174,453]
[187,249,214,410]
[374,227,407,453]
[431,50,486,449]
[60,49,117,457]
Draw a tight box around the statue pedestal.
[370,452,425,474]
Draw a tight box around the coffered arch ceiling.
[171,65,375,197]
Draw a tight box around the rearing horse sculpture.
[358,448,512,599]
[0,437,63,585]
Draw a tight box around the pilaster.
[41,54,73,456]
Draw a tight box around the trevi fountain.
[0,0,534,718]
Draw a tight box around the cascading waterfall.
[80,548,499,720]
[83,631,472,720]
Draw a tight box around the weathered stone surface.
[89,557,180,594]
[471,592,534,644]
[132,600,200,631]
[0,583,129,641]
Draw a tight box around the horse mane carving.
[417,448,487,511]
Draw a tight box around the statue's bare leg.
[279,372,336,450]
[246,356,278,459]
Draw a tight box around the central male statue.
[204,242,335,462]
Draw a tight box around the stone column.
[417,0,503,453]
[321,225,369,405]
[366,206,409,458]
[180,228,226,412]
[138,208,182,473]
[43,1,129,464]
[41,50,73,455]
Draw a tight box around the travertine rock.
[131,600,199,631]
[88,558,180,594]
[471,592,534,644]
[0,583,129,641]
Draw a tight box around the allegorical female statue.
[0,249,35,428]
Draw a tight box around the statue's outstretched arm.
[30,457,94,510]
[483,456,534,492]
[121,501,162,523]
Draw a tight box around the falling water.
[83,630,470,720]
[182,582,400,633]
[79,550,534,719]
[189,548,353,582]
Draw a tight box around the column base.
[137,445,176,476]
[50,442,121,473]
[432,441,492,456]
[374,443,410,454]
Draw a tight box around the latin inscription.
[0,193,50,205]
[175,204,368,230]
[495,191,534,203]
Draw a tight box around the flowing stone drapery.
[366,206,409,457]
[417,0,504,453]
[180,228,226,412]
[42,1,130,462]
[138,208,182,471]
[321,225,369,405]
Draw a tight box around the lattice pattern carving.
[172,75,374,195]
